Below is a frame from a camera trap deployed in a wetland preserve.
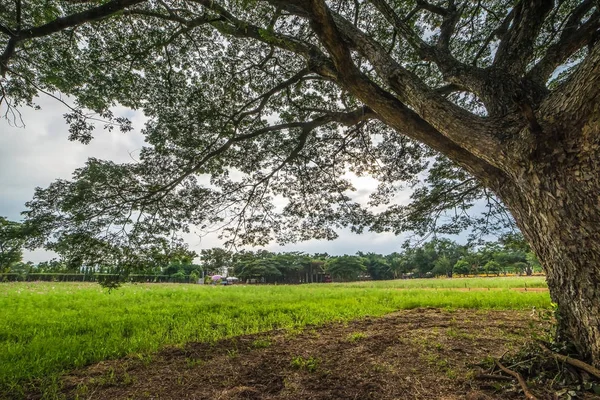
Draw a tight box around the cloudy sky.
[1,95,415,262]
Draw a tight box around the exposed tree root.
[494,359,538,400]
[538,343,600,380]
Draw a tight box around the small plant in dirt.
[185,358,204,368]
[290,356,319,373]
[347,332,367,342]
[135,353,153,366]
[251,339,271,349]
[371,363,393,374]
[226,349,239,359]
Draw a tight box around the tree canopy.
[4,0,592,257]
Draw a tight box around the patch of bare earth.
[57,309,563,400]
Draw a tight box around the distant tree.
[453,259,470,277]
[493,249,527,276]
[236,256,282,282]
[512,261,529,276]
[483,260,501,276]
[200,248,232,276]
[325,255,366,282]
[406,246,437,276]
[0,217,25,272]
[385,252,408,278]
[432,255,453,278]
[361,252,393,280]
[526,252,542,275]
[498,233,531,254]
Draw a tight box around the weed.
[226,349,238,358]
[372,363,393,374]
[445,368,458,379]
[347,332,367,342]
[290,356,319,372]
[136,353,153,366]
[251,339,271,349]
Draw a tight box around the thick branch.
[20,0,145,39]
[415,0,447,17]
[190,0,337,79]
[298,0,505,188]
[0,24,13,36]
[540,41,600,129]
[472,6,516,66]
[330,13,508,168]
[434,83,463,96]
[437,1,460,51]
[493,0,554,74]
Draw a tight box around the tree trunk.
[497,121,600,365]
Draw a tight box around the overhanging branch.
[297,0,506,187]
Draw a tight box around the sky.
[0,95,415,263]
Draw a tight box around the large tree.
[1,0,599,363]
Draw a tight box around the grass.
[0,278,551,398]
[344,275,548,289]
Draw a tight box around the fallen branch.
[538,343,600,380]
[494,359,538,400]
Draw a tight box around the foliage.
[360,252,394,281]
[325,255,366,281]
[200,248,233,276]
[2,0,600,360]
[0,217,25,272]
[452,260,470,277]
[432,255,453,277]
[483,260,501,276]
[2,235,544,283]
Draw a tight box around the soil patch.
[55,308,573,399]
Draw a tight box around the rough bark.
[496,99,600,365]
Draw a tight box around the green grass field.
[345,275,548,288]
[0,277,550,398]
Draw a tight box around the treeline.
[199,234,542,283]
[1,259,204,284]
[2,227,542,284]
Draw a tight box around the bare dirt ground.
[56,308,595,400]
